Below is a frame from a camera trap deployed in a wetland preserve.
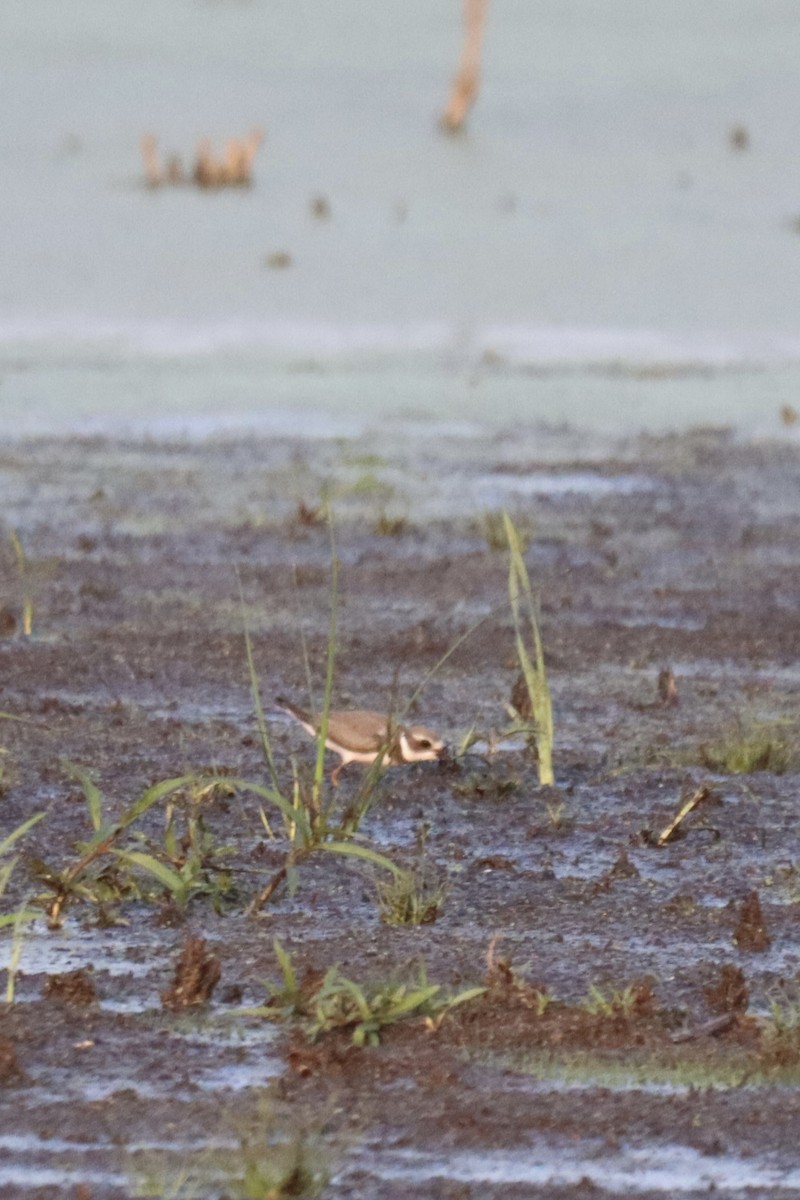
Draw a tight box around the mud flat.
[1,419,799,1198]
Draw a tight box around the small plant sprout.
[309,964,483,1046]
[250,943,484,1046]
[545,795,567,830]
[0,813,45,1004]
[265,937,303,1015]
[38,769,200,927]
[9,529,33,637]
[0,812,45,931]
[698,715,797,775]
[761,999,800,1068]
[4,906,31,1005]
[485,936,550,1015]
[583,980,654,1020]
[454,723,481,758]
[375,858,449,926]
[131,1107,332,1200]
[503,511,555,786]
[114,832,233,913]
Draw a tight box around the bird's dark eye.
[418,739,431,749]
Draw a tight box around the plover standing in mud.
[275,696,446,785]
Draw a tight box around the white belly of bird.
[326,739,388,767]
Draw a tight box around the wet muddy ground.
[1,420,800,1198]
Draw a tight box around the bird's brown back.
[324,709,392,752]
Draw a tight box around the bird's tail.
[275,696,312,723]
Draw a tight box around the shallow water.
[378,1143,800,1192]
[3,1,800,437]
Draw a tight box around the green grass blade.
[0,711,42,726]
[0,907,40,930]
[65,763,104,832]
[224,777,313,842]
[10,529,33,638]
[272,938,297,993]
[441,985,487,1011]
[114,850,186,895]
[338,752,389,836]
[257,804,276,840]
[79,821,125,855]
[0,811,45,857]
[312,512,338,806]
[327,974,372,1022]
[0,858,17,895]
[5,902,30,1003]
[316,840,401,876]
[120,775,197,828]
[236,569,281,793]
[503,511,555,786]
[385,984,441,1018]
[404,609,497,717]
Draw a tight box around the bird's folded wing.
[325,710,390,752]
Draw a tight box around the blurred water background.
[2,0,800,438]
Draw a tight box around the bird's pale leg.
[330,761,346,787]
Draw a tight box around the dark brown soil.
[1,424,799,1197]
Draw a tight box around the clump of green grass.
[696,716,796,775]
[761,1000,800,1068]
[239,504,558,912]
[506,1048,769,1091]
[485,940,551,1015]
[503,511,554,786]
[250,941,484,1046]
[132,1116,331,1199]
[375,859,448,926]
[34,769,226,927]
[583,984,638,1019]
[582,980,655,1020]
[116,800,236,915]
[237,525,402,915]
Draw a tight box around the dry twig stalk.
[657,667,679,707]
[441,0,489,133]
[141,129,264,189]
[656,784,712,846]
[671,1013,736,1044]
[140,133,161,189]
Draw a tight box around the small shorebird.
[276,696,446,785]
